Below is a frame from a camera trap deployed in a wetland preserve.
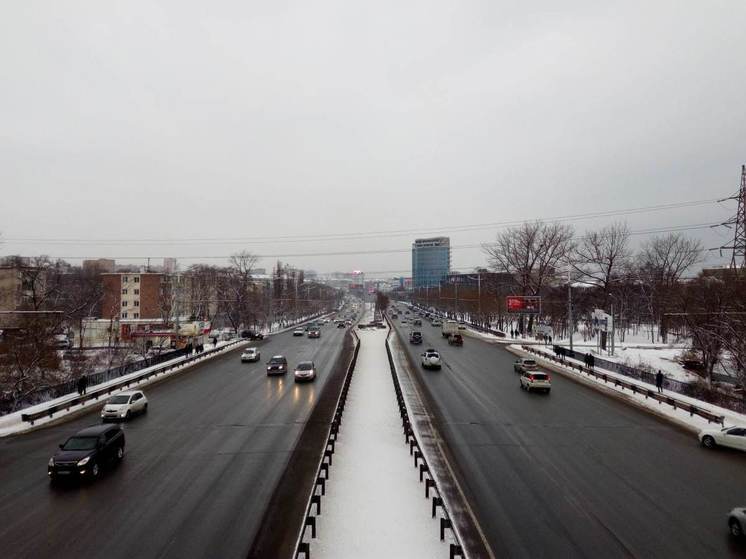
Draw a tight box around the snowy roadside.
[0,313,334,438]
[309,314,451,558]
[507,344,746,433]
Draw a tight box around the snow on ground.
[310,311,449,559]
[597,346,700,383]
[511,344,746,432]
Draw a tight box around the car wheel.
[545,388,551,394]
[526,386,531,393]
[730,519,743,537]
[124,410,131,420]
[91,462,100,479]
[143,403,148,413]
[702,435,716,449]
[116,446,124,461]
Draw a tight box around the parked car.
[48,424,125,483]
[267,355,288,375]
[409,331,423,344]
[514,358,538,374]
[421,349,442,370]
[699,426,746,451]
[101,390,148,421]
[337,322,346,328]
[240,330,264,340]
[241,348,260,362]
[308,328,321,338]
[520,371,551,393]
[294,361,317,382]
[448,334,463,346]
[293,328,305,336]
[728,507,746,537]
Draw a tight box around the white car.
[728,507,746,537]
[520,371,551,393]
[699,425,746,451]
[293,328,305,336]
[421,349,442,370]
[294,361,317,382]
[241,348,260,362]
[101,390,148,421]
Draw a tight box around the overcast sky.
[1,1,744,277]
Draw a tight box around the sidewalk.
[310,322,448,558]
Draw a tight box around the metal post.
[610,302,615,356]
[568,273,573,352]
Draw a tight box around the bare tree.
[224,251,259,331]
[572,222,632,306]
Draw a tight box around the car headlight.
[77,456,90,467]
[48,457,55,467]
[120,409,128,417]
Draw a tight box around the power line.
[2,198,721,246]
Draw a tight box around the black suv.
[48,424,125,483]
[266,355,288,375]
[240,330,264,340]
[409,331,423,344]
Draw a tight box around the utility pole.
[610,301,615,357]
[568,271,573,352]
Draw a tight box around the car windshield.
[108,395,130,405]
[296,362,314,370]
[62,436,98,451]
[270,357,285,364]
[524,360,536,366]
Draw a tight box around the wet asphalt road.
[0,324,347,559]
[392,318,746,558]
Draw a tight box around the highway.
[391,317,746,558]
[0,322,349,559]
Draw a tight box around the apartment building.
[101,272,171,320]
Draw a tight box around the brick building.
[101,272,171,320]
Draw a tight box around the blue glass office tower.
[412,237,451,288]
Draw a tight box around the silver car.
[101,390,148,421]
[294,361,317,382]
[241,348,260,362]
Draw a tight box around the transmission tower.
[715,165,746,273]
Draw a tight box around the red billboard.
[506,296,541,314]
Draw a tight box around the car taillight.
[546,375,551,381]
[528,375,534,381]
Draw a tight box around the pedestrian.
[76,376,84,396]
[548,335,552,345]
[589,354,595,370]
[656,370,664,393]
[80,374,88,395]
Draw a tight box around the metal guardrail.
[20,340,246,424]
[384,315,466,559]
[294,329,360,559]
[521,345,726,426]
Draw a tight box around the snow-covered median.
[309,324,451,558]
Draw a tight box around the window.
[122,288,128,295]
[134,276,140,283]
[134,289,139,295]
[121,312,128,318]
[134,300,140,307]
[133,313,139,318]
[122,301,128,307]
[123,276,129,283]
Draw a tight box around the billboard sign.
[592,309,612,332]
[506,296,541,314]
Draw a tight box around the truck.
[441,320,459,338]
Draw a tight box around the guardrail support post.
[432,496,443,518]
[305,516,317,539]
[440,517,452,540]
[425,478,435,498]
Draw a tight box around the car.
[241,348,260,362]
[413,319,422,326]
[101,390,148,421]
[457,325,467,331]
[48,424,125,483]
[431,319,442,327]
[520,371,551,392]
[514,358,538,374]
[699,426,746,451]
[267,355,288,375]
[240,330,264,340]
[409,331,423,345]
[308,328,321,338]
[448,334,463,346]
[401,319,408,324]
[293,328,305,336]
[294,361,317,382]
[421,349,442,370]
[345,320,352,326]
[728,507,746,537]
[358,323,368,329]
[337,322,346,329]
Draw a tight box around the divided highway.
[392,319,746,558]
[0,323,349,559]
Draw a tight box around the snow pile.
[310,320,449,558]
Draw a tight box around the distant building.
[412,237,450,288]
[101,273,171,320]
[83,258,116,273]
[163,258,178,274]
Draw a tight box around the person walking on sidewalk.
[656,370,664,393]
[77,374,88,396]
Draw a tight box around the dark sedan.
[48,424,125,483]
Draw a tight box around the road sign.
[506,296,541,314]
